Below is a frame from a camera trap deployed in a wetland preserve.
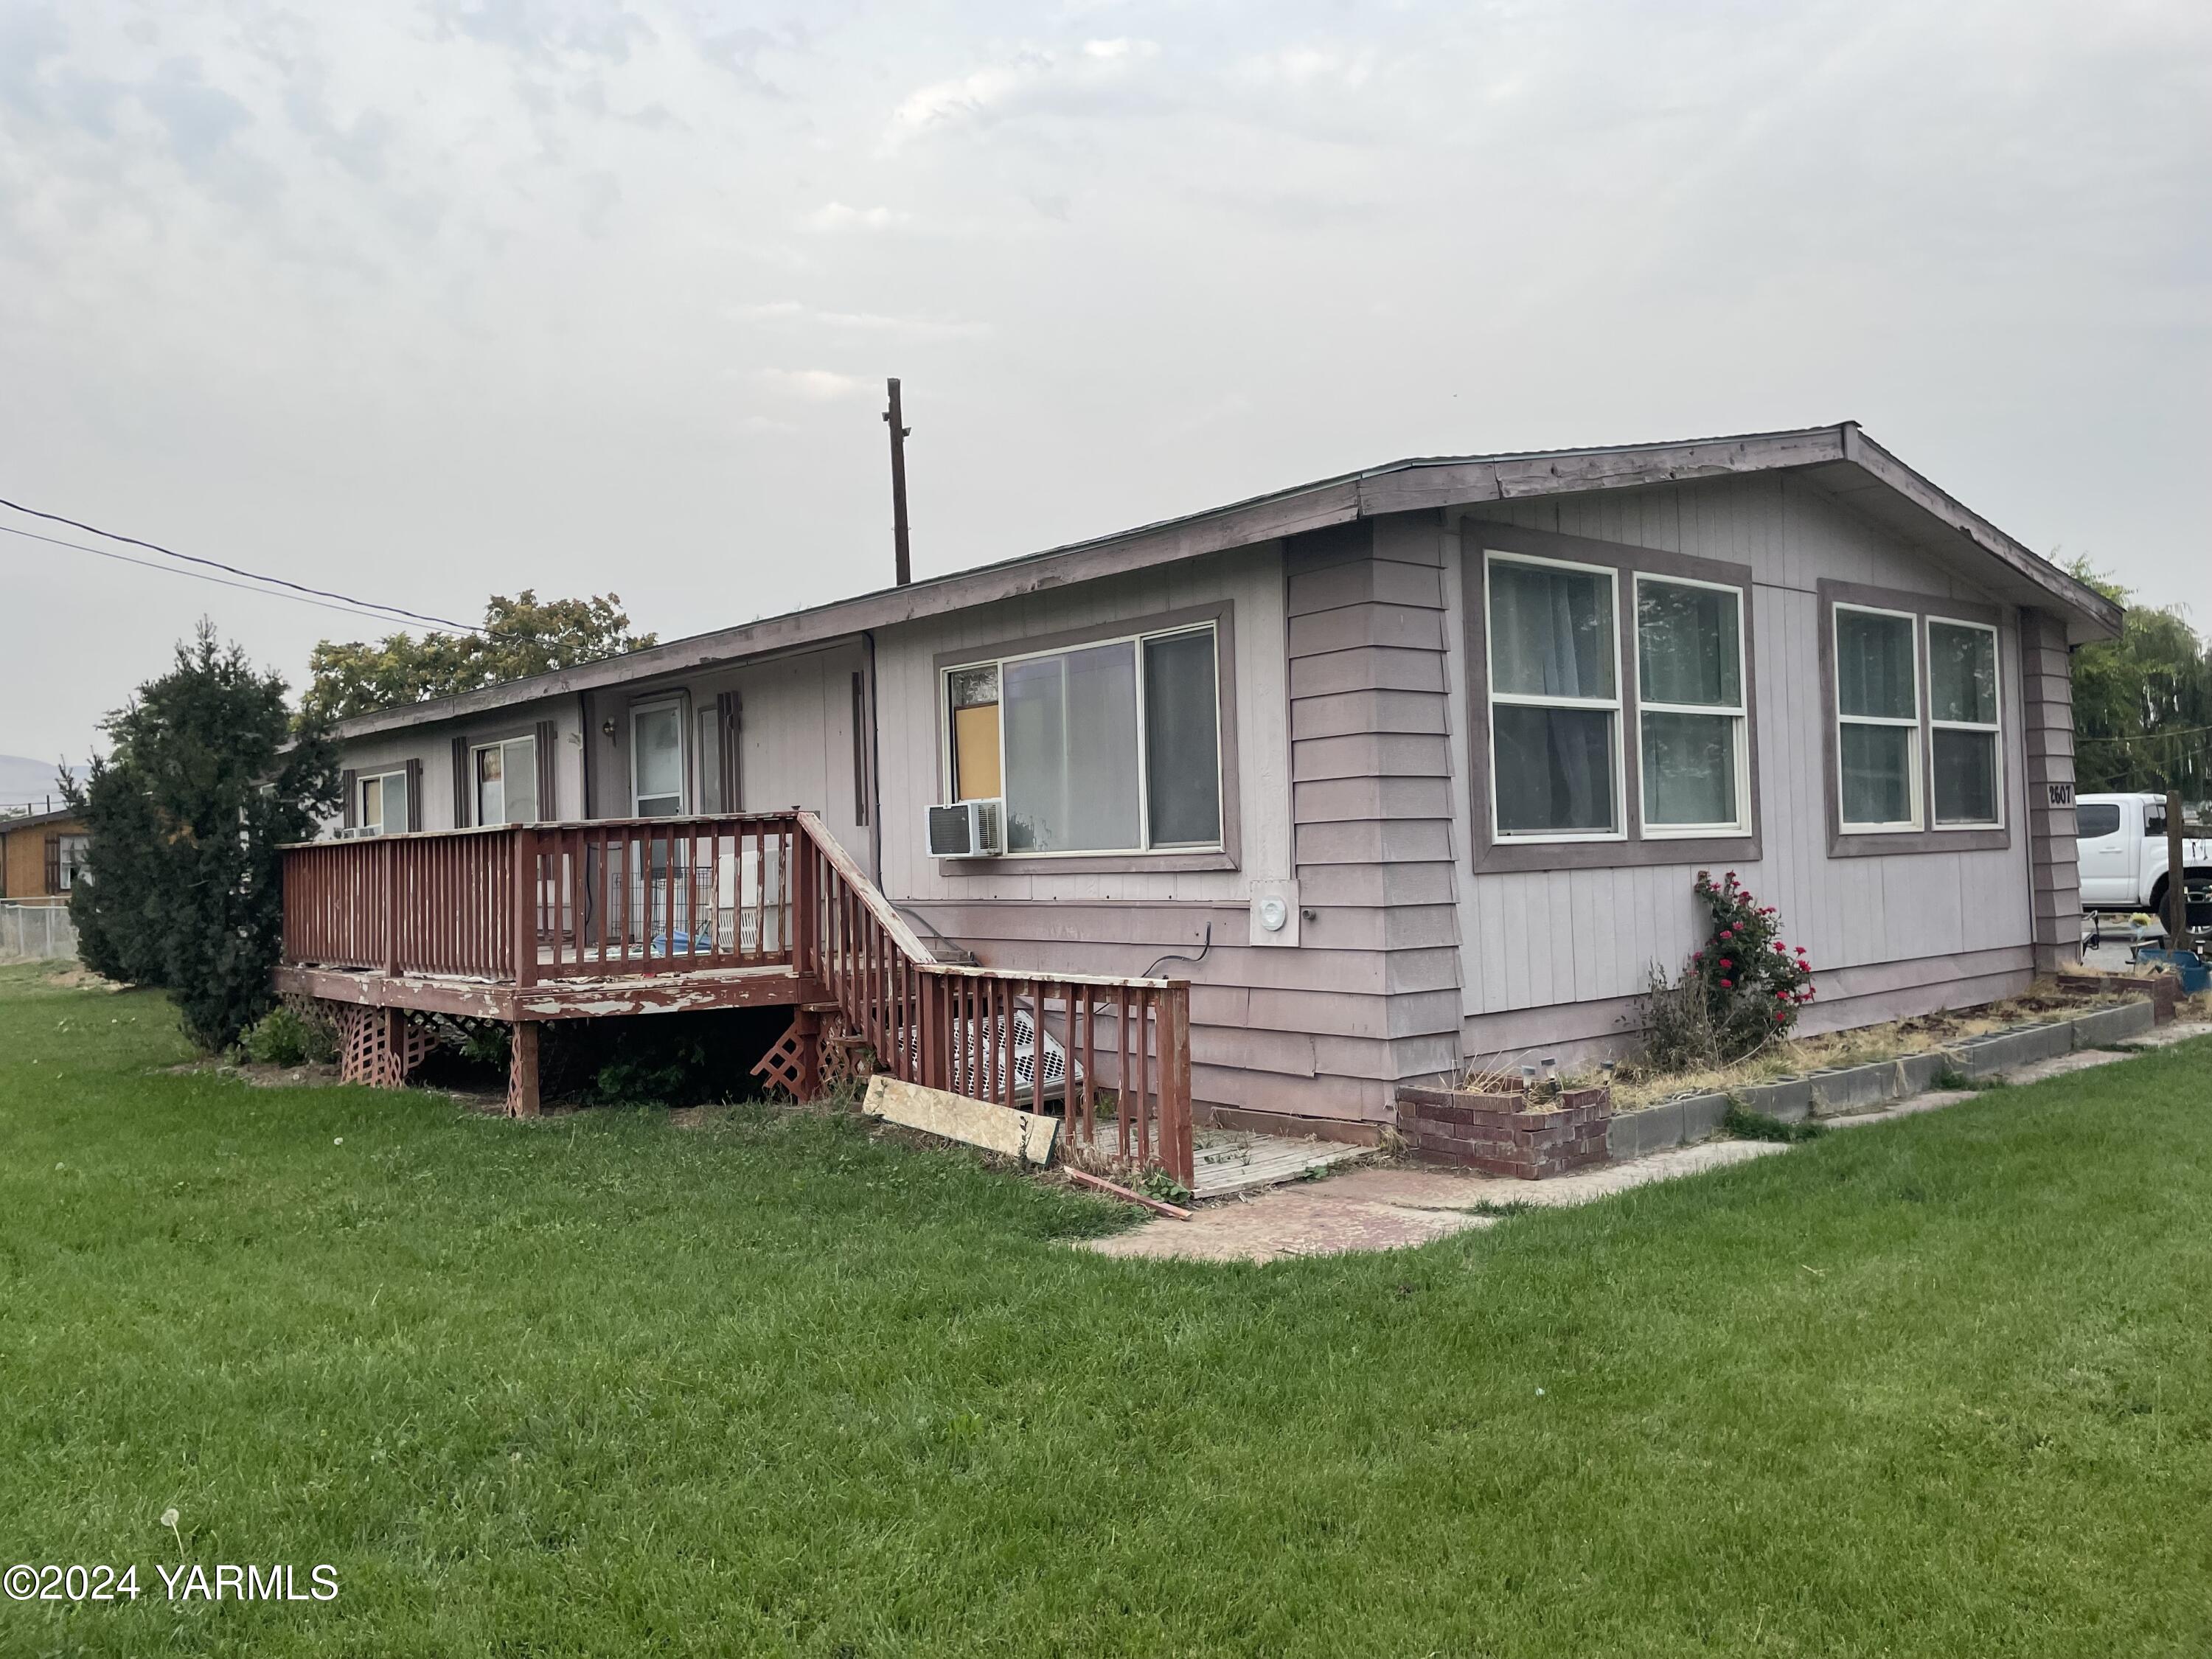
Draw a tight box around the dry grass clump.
[1609,978,2135,1111]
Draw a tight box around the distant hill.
[0,754,84,818]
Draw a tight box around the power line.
[2078,723,2212,746]
[0,493,473,631]
[0,522,462,631]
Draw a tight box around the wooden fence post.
[1162,981,1193,1187]
[2168,790,2188,945]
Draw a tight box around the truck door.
[2075,799,2132,907]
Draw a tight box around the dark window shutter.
[716,691,741,813]
[451,737,470,828]
[45,835,62,894]
[535,721,559,821]
[339,769,358,829]
[850,672,869,827]
[403,759,423,832]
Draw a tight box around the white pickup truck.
[2076,792,2211,915]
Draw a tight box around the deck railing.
[282,815,799,984]
[279,813,1192,1182]
[790,814,1193,1184]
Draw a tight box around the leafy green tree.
[304,591,655,721]
[2065,558,2212,798]
[66,624,340,1051]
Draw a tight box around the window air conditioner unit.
[928,799,1003,858]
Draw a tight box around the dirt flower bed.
[1607,977,2141,1112]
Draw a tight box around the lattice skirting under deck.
[327,1004,433,1088]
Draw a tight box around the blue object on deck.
[2135,948,2210,995]
[649,929,695,959]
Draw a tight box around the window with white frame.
[357,769,408,837]
[1833,605,1921,831]
[1927,619,2002,826]
[52,833,88,892]
[473,737,538,827]
[944,624,1222,855]
[630,700,686,818]
[1635,576,1747,833]
[1485,554,1621,839]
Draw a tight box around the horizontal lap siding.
[1449,473,2042,1055]
[1284,515,1464,1122]
[2020,608,2083,970]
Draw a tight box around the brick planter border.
[2057,970,2180,1024]
[1396,1079,1612,1180]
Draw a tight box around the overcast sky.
[1,0,2205,783]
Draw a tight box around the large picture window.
[1928,619,2002,826]
[473,737,539,827]
[944,624,1222,855]
[1485,554,1621,840]
[1635,576,1747,833]
[1833,605,1921,832]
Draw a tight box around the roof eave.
[332,421,2119,739]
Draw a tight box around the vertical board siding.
[1451,472,2042,1046]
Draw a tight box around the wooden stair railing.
[773,811,1194,1186]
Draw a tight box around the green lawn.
[4,962,2211,1656]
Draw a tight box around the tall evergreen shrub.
[68,623,339,1051]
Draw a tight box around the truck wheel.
[2151,872,2212,930]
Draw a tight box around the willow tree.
[2065,559,2212,799]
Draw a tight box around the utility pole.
[883,378,912,588]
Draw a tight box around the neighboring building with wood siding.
[0,806,90,904]
[316,424,2118,1141]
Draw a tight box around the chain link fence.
[0,902,78,963]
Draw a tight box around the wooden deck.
[273,960,805,1022]
[277,810,1197,1183]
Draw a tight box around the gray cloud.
[0,0,2206,765]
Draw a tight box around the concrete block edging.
[1604,999,2158,1161]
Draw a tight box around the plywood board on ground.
[862,1077,1060,1166]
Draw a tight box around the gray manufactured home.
[300,423,2115,1142]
